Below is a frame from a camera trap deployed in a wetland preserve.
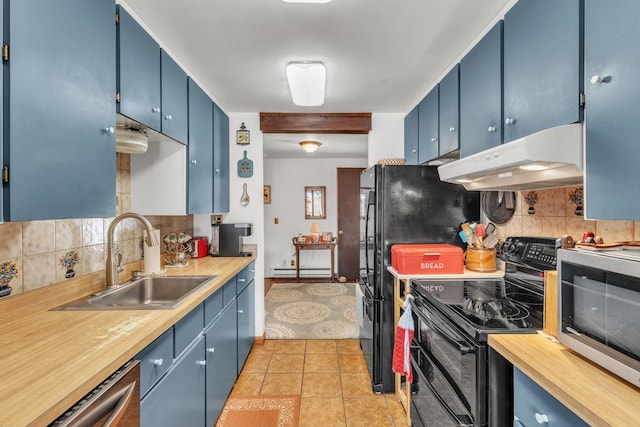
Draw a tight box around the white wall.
[368,113,405,166]
[263,157,368,276]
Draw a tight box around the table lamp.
[310,223,321,243]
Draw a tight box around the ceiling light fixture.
[286,62,326,106]
[299,140,322,153]
[282,0,333,3]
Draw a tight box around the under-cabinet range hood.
[116,122,148,154]
[437,123,583,191]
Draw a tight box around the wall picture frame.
[263,185,271,204]
[236,122,250,145]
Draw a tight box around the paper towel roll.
[143,229,161,274]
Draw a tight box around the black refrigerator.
[358,164,480,393]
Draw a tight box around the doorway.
[337,167,365,281]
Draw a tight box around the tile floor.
[229,339,409,427]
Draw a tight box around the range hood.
[437,123,584,191]
[116,122,148,154]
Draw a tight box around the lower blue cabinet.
[205,302,238,426]
[141,336,206,427]
[237,280,255,374]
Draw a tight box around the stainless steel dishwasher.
[49,360,140,427]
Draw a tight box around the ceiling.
[120,0,514,158]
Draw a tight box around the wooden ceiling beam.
[260,112,372,134]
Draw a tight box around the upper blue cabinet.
[459,21,503,157]
[187,78,214,214]
[404,105,419,165]
[438,64,460,157]
[3,0,116,221]
[161,50,188,144]
[213,103,230,213]
[584,0,640,220]
[503,0,583,143]
[417,85,439,163]
[117,6,161,132]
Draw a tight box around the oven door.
[411,298,485,426]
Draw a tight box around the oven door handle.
[413,300,477,355]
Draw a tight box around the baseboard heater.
[271,267,331,277]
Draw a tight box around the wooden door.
[337,168,364,280]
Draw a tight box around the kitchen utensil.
[485,222,496,236]
[241,183,250,206]
[481,191,516,225]
[482,234,500,249]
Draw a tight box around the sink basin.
[52,275,217,310]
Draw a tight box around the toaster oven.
[557,248,640,388]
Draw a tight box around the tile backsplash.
[0,154,192,297]
[493,186,640,243]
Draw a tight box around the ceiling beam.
[260,112,371,134]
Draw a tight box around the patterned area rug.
[215,395,300,427]
[265,283,359,339]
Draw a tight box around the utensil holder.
[465,247,497,272]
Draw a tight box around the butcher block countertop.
[489,334,640,427]
[0,255,255,427]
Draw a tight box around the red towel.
[392,300,414,382]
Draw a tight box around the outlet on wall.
[290,259,295,267]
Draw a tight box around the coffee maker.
[210,223,252,257]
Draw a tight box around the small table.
[292,238,337,282]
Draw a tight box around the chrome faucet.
[106,212,159,288]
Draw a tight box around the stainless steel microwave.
[557,248,640,388]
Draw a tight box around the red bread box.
[391,244,464,275]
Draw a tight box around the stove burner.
[461,295,531,328]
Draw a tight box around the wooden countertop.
[0,255,255,427]
[489,334,640,427]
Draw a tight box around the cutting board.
[237,150,253,177]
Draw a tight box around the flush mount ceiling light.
[286,62,326,106]
[299,140,322,153]
[282,0,333,3]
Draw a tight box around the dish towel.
[392,294,414,382]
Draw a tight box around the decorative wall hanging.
[569,186,584,216]
[237,150,253,177]
[0,260,17,297]
[305,186,326,219]
[263,185,271,204]
[241,183,250,206]
[59,250,79,279]
[236,122,250,145]
[524,191,539,215]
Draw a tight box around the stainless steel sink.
[52,275,217,310]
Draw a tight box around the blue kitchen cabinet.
[3,0,116,221]
[187,78,214,214]
[205,301,238,427]
[404,105,419,165]
[460,21,503,157]
[141,337,206,427]
[213,102,230,213]
[117,6,161,132]
[417,85,439,163]
[503,0,583,143]
[438,64,460,157]
[237,277,255,373]
[161,50,188,144]
[584,0,640,220]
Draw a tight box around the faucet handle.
[116,250,123,273]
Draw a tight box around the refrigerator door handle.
[364,196,373,287]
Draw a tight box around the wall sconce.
[310,222,321,243]
[299,140,321,153]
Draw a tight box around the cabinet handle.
[534,413,549,424]
[449,127,456,132]
[504,117,516,126]
[488,126,497,133]
[196,360,206,366]
[164,114,173,120]
[191,159,197,165]
[152,358,163,366]
[250,269,255,273]
[430,137,438,143]
[411,149,417,153]
[215,168,221,173]
[590,75,605,85]
[104,127,115,134]
[238,309,244,314]
[238,278,246,283]
[152,107,160,113]
[207,347,215,353]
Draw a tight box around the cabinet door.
[187,78,214,214]
[205,303,238,427]
[141,337,206,427]
[460,21,503,157]
[438,64,460,157]
[117,6,161,132]
[503,0,582,142]
[417,86,439,163]
[237,281,255,373]
[404,106,419,165]
[213,102,230,213]
[5,0,116,221]
[584,0,640,220]
[161,50,188,144]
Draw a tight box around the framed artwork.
[321,232,333,242]
[263,185,271,204]
[236,122,250,145]
[305,186,326,219]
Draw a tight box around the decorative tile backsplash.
[0,154,193,297]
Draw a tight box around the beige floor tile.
[305,339,338,354]
[344,396,394,427]
[336,339,362,354]
[385,393,410,427]
[260,373,303,395]
[338,353,369,373]
[341,372,375,396]
[299,397,346,427]
[230,373,264,396]
[302,373,343,397]
[274,339,307,354]
[250,340,276,355]
[240,352,272,374]
[304,353,340,373]
[268,353,305,373]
